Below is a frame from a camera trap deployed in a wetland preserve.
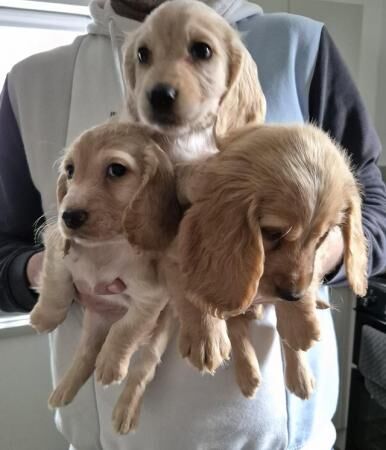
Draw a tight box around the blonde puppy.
[30,121,181,433]
[122,0,266,374]
[177,123,368,398]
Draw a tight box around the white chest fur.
[64,239,165,308]
[162,128,218,164]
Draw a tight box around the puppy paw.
[236,359,262,398]
[276,305,320,351]
[95,351,129,386]
[112,395,141,434]
[30,304,67,333]
[48,381,77,408]
[179,318,231,374]
[285,360,315,400]
[285,315,320,352]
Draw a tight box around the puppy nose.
[148,83,178,110]
[277,288,303,302]
[62,209,88,229]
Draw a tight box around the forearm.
[0,76,45,311]
[309,27,386,285]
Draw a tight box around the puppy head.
[257,126,368,300]
[178,125,368,317]
[123,0,265,136]
[57,122,181,249]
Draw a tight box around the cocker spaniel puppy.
[122,0,266,374]
[30,121,181,433]
[123,0,266,141]
[177,123,368,398]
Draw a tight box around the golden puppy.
[30,121,181,434]
[123,0,265,149]
[122,0,266,374]
[177,123,368,398]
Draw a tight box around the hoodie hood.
[206,0,263,23]
[87,0,263,37]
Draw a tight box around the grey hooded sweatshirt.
[1,1,385,449]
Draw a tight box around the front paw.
[30,304,67,333]
[276,304,320,351]
[95,350,129,386]
[179,318,231,374]
[281,315,320,352]
[48,381,77,409]
[285,357,315,400]
[112,391,141,434]
[235,357,261,399]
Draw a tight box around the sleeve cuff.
[8,248,41,312]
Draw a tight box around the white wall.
[0,329,68,450]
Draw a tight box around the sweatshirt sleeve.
[309,27,386,286]
[0,77,44,312]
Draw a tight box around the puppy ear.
[179,193,264,318]
[56,173,67,206]
[122,32,139,120]
[215,37,266,137]
[124,143,181,251]
[341,185,368,297]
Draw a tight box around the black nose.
[277,288,303,302]
[62,209,88,229]
[148,83,178,111]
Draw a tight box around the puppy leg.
[163,256,231,374]
[49,309,112,408]
[112,305,176,434]
[282,341,315,400]
[227,315,261,398]
[95,298,168,386]
[30,235,74,333]
[178,301,231,374]
[275,294,320,351]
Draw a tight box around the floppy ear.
[341,185,368,297]
[124,143,181,251]
[178,193,264,319]
[215,36,266,137]
[122,31,139,121]
[56,173,71,255]
[56,173,67,206]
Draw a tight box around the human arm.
[0,77,44,312]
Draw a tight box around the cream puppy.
[177,123,368,399]
[30,121,181,433]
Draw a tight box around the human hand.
[75,279,127,316]
[26,251,44,288]
[316,226,344,279]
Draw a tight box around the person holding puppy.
[1,1,385,450]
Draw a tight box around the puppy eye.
[261,228,283,242]
[65,163,74,179]
[189,42,212,60]
[107,163,127,178]
[137,46,150,64]
[261,228,286,251]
